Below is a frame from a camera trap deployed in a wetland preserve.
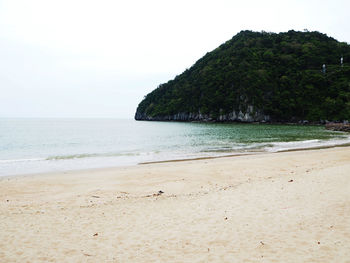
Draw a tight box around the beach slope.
[1,147,350,262]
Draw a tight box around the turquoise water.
[0,118,349,176]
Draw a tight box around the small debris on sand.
[93,233,98,237]
[288,179,294,182]
[153,190,164,196]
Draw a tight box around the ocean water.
[1,118,349,176]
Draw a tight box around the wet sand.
[1,147,350,262]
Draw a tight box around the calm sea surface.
[0,118,349,176]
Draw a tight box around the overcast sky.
[0,0,349,118]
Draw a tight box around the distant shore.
[1,146,350,262]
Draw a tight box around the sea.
[1,118,349,177]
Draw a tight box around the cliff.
[135,30,350,122]
[135,105,270,122]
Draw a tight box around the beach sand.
[1,147,350,262]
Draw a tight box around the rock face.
[135,105,270,122]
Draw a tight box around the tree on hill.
[135,30,350,122]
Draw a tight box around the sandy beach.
[1,147,350,262]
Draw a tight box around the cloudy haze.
[1,0,349,118]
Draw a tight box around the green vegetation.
[135,30,350,122]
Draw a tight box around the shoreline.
[140,141,350,165]
[2,119,349,178]
[135,118,349,126]
[3,140,349,179]
[1,146,350,261]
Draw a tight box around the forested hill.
[135,30,350,123]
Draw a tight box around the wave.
[199,136,350,154]
[0,158,46,164]
[46,152,141,160]
[0,152,142,164]
[269,136,350,152]
[2,136,350,166]
[200,142,273,153]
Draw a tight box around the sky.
[0,0,349,119]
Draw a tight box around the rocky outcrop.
[135,105,271,123]
[325,123,350,132]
